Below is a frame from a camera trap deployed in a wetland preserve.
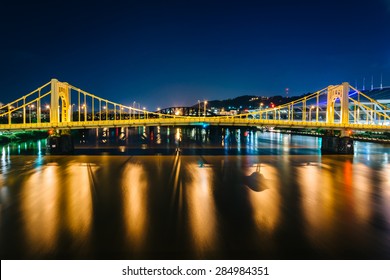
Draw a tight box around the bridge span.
[0,79,389,153]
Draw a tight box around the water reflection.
[185,163,218,257]
[121,162,149,251]
[19,160,94,257]
[380,164,390,229]
[1,147,9,174]
[1,131,390,259]
[21,165,60,256]
[296,159,388,257]
[298,162,336,247]
[63,164,93,244]
[351,163,372,223]
[246,163,281,233]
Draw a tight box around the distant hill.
[197,86,390,112]
[193,94,309,111]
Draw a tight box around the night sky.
[1,0,389,110]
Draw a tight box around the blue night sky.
[1,0,390,110]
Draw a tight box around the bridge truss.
[0,79,389,133]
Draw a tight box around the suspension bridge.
[0,79,389,134]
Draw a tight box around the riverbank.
[0,130,49,144]
[271,128,390,144]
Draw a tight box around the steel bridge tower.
[326,82,349,125]
[50,78,70,123]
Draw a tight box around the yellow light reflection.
[351,163,372,223]
[298,164,335,243]
[122,162,149,251]
[246,164,281,233]
[21,165,60,255]
[380,164,390,224]
[298,161,373,249]
[186,163,218,257]
[156,126,161,144]
[175,128,181,144]
[62,164,93,243]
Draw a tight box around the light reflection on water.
[246,164,281,233]
[21,164,60,256]
[122,162,149,252]
[0,131,390,259]
[185,163,218,257]
[19,161,94,258]
[63,164,93,248]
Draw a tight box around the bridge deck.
[1,118,389,132]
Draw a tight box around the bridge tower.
[326,82,349,125]
[50,78,70,123]
[47,79,74,154]
[322,82,353,154]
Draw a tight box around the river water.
[0,127,389,259]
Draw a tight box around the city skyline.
[1,0,389,109]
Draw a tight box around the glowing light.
[21,165,60,255]
[122,162,149,251]
[186,163,218,257]
[64,164,93,243]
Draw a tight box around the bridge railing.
[0,81,52,125]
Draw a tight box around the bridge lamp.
[204,100,208,117]
[70,104,75,121]
[28,104,35,123]
[81,104,86,121]
[260,102,264,110]
[309,105,315,121]
[45,105,50,122]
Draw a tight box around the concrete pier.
[46,134,74,154]
[321,136,354,154]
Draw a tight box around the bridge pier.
[46,130,74,154]
[321,131,354,154]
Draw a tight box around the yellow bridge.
[1,79,389,134]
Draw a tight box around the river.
[1,127,389,259]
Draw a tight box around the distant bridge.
[1,79,389,135]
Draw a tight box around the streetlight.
[259,103,264,120]
[82,104,86,121]
[198,100,200,116]
[46,105,50,122]
[204,100,208,117]
[259,102,264,110]
[28,104,35,123]
[70,104,75,121]
[309,105,315,121]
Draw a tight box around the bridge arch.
[50,79,70,123]
[326,82,349,124]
